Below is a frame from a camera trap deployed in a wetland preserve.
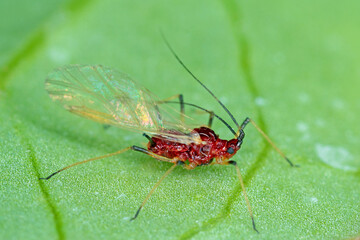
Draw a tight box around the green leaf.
[1,0,359,239]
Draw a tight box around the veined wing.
[45,64,202,144]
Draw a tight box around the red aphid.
[41,44,294,233]
[149,127,240,168]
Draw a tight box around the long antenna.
[161,33,240,129]
[165,101,237,136]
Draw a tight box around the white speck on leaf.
[123,135,137,141]
[296,122,309,132]
[315,119,325,127]
[116,193,127,199]
[48,48,70,64]
[255,97,267,106]
[296,122,310,140]
[332,99,345,109]
[298,93,310,103]
[220,97,228,104]
[310,197,318,203]
[315,144,358,171]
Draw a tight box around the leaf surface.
[1,0,359,239]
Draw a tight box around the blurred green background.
[0,0,359,239]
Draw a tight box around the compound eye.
[227,147,234,154]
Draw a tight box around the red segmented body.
[148,127,241,168]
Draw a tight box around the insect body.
[149,127,240,168]
[40,39,296,233]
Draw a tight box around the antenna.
[165,101,237,135]
[161,32,240,129]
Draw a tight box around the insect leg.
[237,117,298,167]
[40,145,178,180]
[39,147,132,180]
[102,124,111,130]
[131,161,184,220]
[190,107,214,127]
[142,133,155,147]
[157,94,185,122]
[159,100,237,135]
[161,99,216,128]
[207,111,215,128]
[227,160,259,233]
[131,146,177,163]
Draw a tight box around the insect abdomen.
[148,127,220,165]
[148,137,190,161]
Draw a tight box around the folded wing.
[45,64,201,144]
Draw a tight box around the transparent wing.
[45,64,202,144]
